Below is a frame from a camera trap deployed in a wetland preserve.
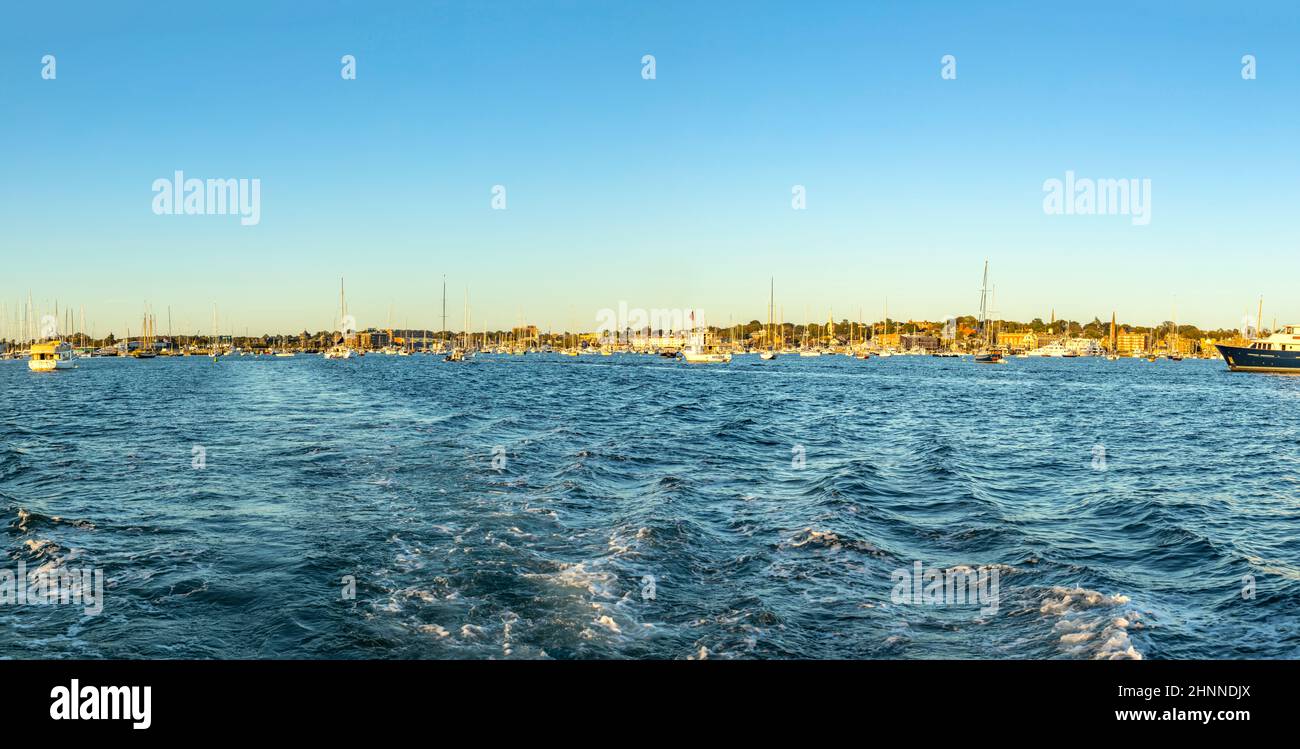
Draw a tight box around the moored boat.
[29,341,77,371]
[1215,325,1300,373]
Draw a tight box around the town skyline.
[3,2,1296,331]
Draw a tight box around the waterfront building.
[512,325,540,344]
[997,331,1038,352]
[359,330,391,350]
[901,333,940,352]
[1116,331,1147,355]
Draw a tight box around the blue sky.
[1,1,1297,335]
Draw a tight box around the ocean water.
[2,353,1298,659]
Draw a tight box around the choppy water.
[2,353,1298,659]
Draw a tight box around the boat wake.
[1040,586,1144,660]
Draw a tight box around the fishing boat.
[1215,324,1300,373]
[682,347,732,364]
[681,316,731,363]
[28,340,76,371]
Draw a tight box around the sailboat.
[445,288,471,362]
[1168,306,1183,361]
[973,261,1005,364]
[875,299,894,357]
[131,307,158,358]
[209,305,221,362]
[324,279,357,360]
[760,278,777,360]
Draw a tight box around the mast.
[977,260,990,348]
[338,277,346,335]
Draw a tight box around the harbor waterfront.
[2,353,1296,659]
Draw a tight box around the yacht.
[1215,325,1300,373]
[1026,341,1070,357]
[29,341,77,371]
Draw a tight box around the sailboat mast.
[768,277,774,351]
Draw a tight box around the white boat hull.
[682,352,732,364]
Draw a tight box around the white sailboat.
[760,278,777,360]
[324,278,357,360]
[973,261,1005,364]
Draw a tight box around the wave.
[1039,586,1144,660]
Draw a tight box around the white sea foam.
[526,562,618,598]
[417,623,450,637]
[1040,586,1143,660]
[786,528,882,555]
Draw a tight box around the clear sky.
[1,1,1297,336]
